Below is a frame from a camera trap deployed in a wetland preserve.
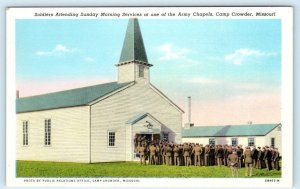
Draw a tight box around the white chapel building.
[16,18,184,163]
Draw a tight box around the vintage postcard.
[6,7,293,187]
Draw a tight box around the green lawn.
[17,160,281,178]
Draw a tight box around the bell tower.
[116,18,152,84]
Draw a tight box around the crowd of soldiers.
[134,136,281,174]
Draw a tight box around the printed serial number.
[265,179,280,182]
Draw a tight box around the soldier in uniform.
[273,148,280,170]
[209,145,215,166]
[200,144,205,166]
[260,147,266,168]
[139,144,147,165]
[156,143,163,165]
[227,146,233,167]
[236,146,242,168]
[270,147,275,169]
[178,144,184,166]
[192,143,202,166]
[223,145,228,166]
[173,144,180,166]
[251,146,258,168]
[256,147,262,169]
[244,146,253,176]
[183,143,191,166]
[149,144,157,165]
[166,144,173,165]
[162,143,168,165]
[263,146,272,170]
[217,145,224,167]
[204,145,210,166]
[228,151,239,177]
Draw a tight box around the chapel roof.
[16,81,133,113]
[182,123,281,137]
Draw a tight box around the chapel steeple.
[116,18,152,84]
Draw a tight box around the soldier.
[227,146,233,167]
[192,143,202,166]
[139,144,147,165]
[228,151,239,177]
[256,147,262,169]
[149,144,157,165]
[273,148,280,170]
[166,144,173,165]
[209,145,215,166]
[239,145,244,167]
[244,146,253,176]
[216,145,224,167]
[223,145,228,166]
[264,146,272,170]
[156,143,163,165]
[270,147,275,169]
[251,146,258,168]
[200,144,205,166]
[261,147,266,169]
[162,143,167,165]
[183,143,191,166]
[236,146,242,168]
[136,136,142,152]
[204,145,210,166]
[179,144,184,166]
[173,144,180,166]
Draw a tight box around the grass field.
[17,161,281,178]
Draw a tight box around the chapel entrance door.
[140,133,152,141]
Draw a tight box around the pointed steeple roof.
[117,18,152,66]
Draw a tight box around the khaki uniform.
[193,146,202,166]
[228,153,239,177]
[244,148,253,176]
[257,148,262,169]
[216,146,224,167]
[183,145,191,166]
[139,146,147,165]
[149,145,156,165]
[204,146,210,166]
[200,145,205,166]
[166,146,173,165]
[273,150,280,170]
[162,145,167,165]
[173,146,180,166]
[156,145,162,165]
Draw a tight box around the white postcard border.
[6,7,293,187]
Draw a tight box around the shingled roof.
[16,81,133,113]
[182,124,280,137]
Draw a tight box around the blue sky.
[16,19,281,125]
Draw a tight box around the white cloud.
[83,57,96,63]
[157,43,190,61]
[187,77,221,85]
[35,44,79,56]
[225,48,276,65]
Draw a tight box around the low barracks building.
[182,123,282,153]
[16,18,183,163]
